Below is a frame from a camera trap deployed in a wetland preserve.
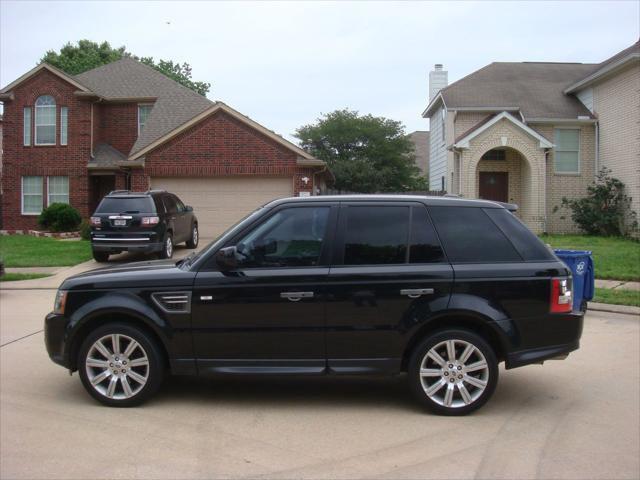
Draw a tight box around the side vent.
[151,292,192,314]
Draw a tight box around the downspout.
[595,121,599,179]
[543,149,550,234]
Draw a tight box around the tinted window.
[173,195,186,213]
[163,195,177,214]
[236,206,329,268]
[344,206,409,265]
[95,197,155,214]
[410,206,445,263]
[484,208,554,261]
[429,206,522,263]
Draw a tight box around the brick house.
[423,40,639,233]
[0,58,330,236]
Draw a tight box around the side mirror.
[185,205,194,212]
[215,246,238,271]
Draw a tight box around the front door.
[89,175,115,214]
[192,203,337,374]
[325,203,453,374]
[479,172,508,203]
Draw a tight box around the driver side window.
[235,206,330,268]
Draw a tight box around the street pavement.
[0,289,638,479]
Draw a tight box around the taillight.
[550,277,573,313]
[141,216,160,226]
[90,216,101,227]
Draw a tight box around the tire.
[186,224,199,249]
[77,323,164,407]
[159,233,173,259]
[92,251,109,262]
[408,329,498,415]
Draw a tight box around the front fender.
[64,292,171,365]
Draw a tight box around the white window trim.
[47,176,69,206]
[34,96,56,146]
[137,103,153,136]
[21,176,43,216]
[553,127,581,175]
[60,107,68,146]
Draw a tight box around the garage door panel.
[150,177,292,238]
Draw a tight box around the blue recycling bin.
[554,249,595,311]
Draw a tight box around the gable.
[0,63,91,96]
[453,112,554,149]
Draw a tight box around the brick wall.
[593,63,640,226]
[96,103,140,155]
[141,110,313,195]
[1,69,93,230]
[535,124,596,233]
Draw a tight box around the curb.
[589,302,640,316]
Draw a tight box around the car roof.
[105,190,166,198]
[265,194,511,209]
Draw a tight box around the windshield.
[187,207,265,267]
[95,197,155,214]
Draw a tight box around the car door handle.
[400,288,435,299]
[280,291,314,302]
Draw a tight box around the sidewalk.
[595,279,640,291]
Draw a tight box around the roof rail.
[145,189,167,194]
[108,190,130,195]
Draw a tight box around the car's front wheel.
[78,323,164,407]
[408,329,498,415]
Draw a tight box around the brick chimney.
[429,64,448,101]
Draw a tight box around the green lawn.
[0,235,92,267]
[540,234,640,281]
[0,272,52,282]
[593,288,640,307]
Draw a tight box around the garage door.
[151,177,293,238]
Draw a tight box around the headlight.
[53,290,68,314]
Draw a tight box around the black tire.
[186,223,199,249]
[92,251,109,262]
[408,329,498,416]
[159,232,173,259]
[77,323,164,407]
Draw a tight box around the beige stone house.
[423,41,639,233]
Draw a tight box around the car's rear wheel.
[408,329,498,415]
[78,323,164,407]
[159,233,173,259]
[186,224,198,249]
[92,251,109,262]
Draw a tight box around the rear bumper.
[505,340,580,369]
[91,241,164,254]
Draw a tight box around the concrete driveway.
[0,288,638,479]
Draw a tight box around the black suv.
[90,190,199,262]
[46,196,583,414]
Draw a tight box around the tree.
[556,167,638,236]
[40,40,211,96]
[295,109,428,192]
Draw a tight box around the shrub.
[79,219,92,240]
[38,203,82,232]
[556,168,638,236]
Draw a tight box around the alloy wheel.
[165,236,173,257]
[419,339,490,408]
[85,334,150,400]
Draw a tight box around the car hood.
[60,259,196,291]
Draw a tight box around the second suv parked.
[90,190,198,262]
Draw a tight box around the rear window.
[484,208,554,261]
[95,197,155,214]
[429,206,522,263]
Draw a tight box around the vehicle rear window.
[429,206,522,263]
[484,208,554,261]
[409,206,445,264]
[95,197,155,214]
[344,206,409,265]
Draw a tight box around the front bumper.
[44,312,70,369]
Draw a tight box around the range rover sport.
[45,195,583,415]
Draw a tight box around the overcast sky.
[1,1,638,140]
